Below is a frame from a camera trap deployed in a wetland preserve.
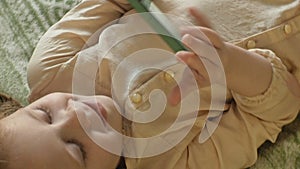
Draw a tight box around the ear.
[188,7,212,29]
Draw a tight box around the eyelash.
[36,107,87,163]
[68,139,87,162]
[36,106,52,124]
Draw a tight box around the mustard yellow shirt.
[27,0,300,168]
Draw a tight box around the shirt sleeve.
[231,48,300,127]
[27,0,131,102]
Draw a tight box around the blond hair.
[0,93,22,120]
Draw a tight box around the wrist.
[219,42,234,87]
[222,44,273,97]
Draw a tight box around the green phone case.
[127,0,187,52]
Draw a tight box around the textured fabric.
[124,49,300,169]
[193,0,300,41]
[0,0,81,105]
[1,0,300,168]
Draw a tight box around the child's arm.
[27,0,131,102]
[169,8,300,105]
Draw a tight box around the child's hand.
[178,26,229,84]
[168,8,230,105]
[169,8,274,106]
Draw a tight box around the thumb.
[188,7,212,29]
[168,67,199,106]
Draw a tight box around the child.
[0,93,123,169]
[1,0,300,168]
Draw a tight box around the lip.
[82,100,108,121]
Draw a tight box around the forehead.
[0,120,12,168]
[31,93,71,104]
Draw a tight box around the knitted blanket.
[0,0,299,168]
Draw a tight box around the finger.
[180,26,224,49]
[176,51,208,80]
[191,68,211,87]
[181,34,224,82]
[177,52,211,87]
[181,34,220,66]
[181,34,216,61]
[168,85,181,106]
[188,7,212,29]
[186,7,224,48]
[168,67,200,106]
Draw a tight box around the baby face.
[0,93,122,169]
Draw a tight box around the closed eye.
[67,139,87,167]
[36,106,52,124]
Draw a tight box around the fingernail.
[175,52,187,63]
[182,34,192,45]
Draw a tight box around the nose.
[56,97,111,140]
[55,98,93,141]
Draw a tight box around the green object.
[0,0,300,168]
[127,0,187,52]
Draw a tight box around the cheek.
[88,146,120,169]
[87,127,123,158]
[107,111,122,133]
[101,101,122,134]
[11,126,68,169]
